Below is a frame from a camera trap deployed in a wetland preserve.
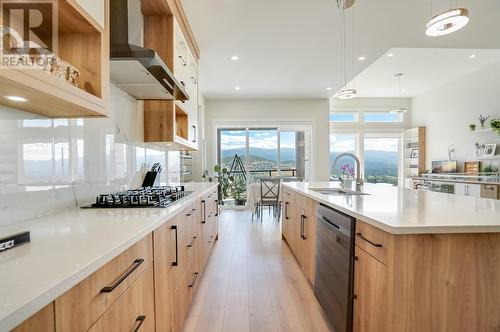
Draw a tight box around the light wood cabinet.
[142,7,199,151]
[55,234,153,332]
[480,184,499,199]
[88,266,155,332]
[0,0,109,118]
[353,246,389,332]
[12,303,54,332]
[15,187,219,332]
[282,190,317,285]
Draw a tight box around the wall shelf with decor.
[0,0,109,118]
[404,127,426,188]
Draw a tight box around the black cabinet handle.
[171,225,179,266]
[188,272,199,288]
[301,215,307,240]
[192,125,197,143]
[214,199,219,216]
[356,232,383,248]
[100,258,144,293]
[285,202,289,220]
[132,315,146,332]
[187,236,197,248]
[201,200,206,223]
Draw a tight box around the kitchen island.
[282,182,500,332]
[0,183,219,332]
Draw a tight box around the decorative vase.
[343,179,353,189]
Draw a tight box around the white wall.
[204,99,330,181]
[0,84,181,226]
[411,62,500,171]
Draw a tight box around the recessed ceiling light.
[401,88,407,92]
[357,56,366,61]
[469,54,477,58]
[388,53,394,57]
[5,95,29,102]
[231,55,239,61]
[326,87,333,91]
[234,86,241,91]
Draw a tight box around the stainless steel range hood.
[109,0,188,100]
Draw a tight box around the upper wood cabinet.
[142,1,199,151]
[0,0,109,118]
[74,0,106,28]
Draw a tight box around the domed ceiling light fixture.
[390,73,408,115]
[336,0,357,99]
[426,1,469,37]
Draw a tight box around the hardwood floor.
[182,209,332,332]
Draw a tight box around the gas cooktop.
[81,185,192,208]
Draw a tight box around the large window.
[330,109,404,186]
[330,134,357,178]
[363,135,400,185]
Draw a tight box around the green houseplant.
[231,176,247,205]
[202,165,234,201]
[490,119,500,136]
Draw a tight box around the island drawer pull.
[188,272,199,288]
[187,236,197,248]
[201,200,206,223]
[214,199,219,216]
[100,258,144,293]
[171,225,179,266]
[300,215,307,239]
[285,202,289,220]
[356,232,383,248]
[132,315,146,332]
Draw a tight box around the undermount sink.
[309,188,370,196]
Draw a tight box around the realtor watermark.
[0,0,58,70]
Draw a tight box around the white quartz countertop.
[0,182,218,332]
[283,182,500,235]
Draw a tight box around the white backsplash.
[0,84,181,226]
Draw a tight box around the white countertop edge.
[0,183,218,331]
[282,183,499,235]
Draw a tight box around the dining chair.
[256,177,281,222]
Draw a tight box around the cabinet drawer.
[88,265,155,332]
[355,220,393,266]
[282,186,296,204]
[172,263,195,332]
[55,234,153,331]
[12,303,54,332]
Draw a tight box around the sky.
[330,134,399,153]
[220,130,296,150]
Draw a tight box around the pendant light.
[390,73,407,115]
[336,0,357,99]
[426,0,469,37]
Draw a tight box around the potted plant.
[340,164,355,189]
[478,115,490,128]
[202,165,234,202]
[469,123,476,131]
[491,118,500,136]
[231,176,247,205]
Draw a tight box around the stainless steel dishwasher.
[314,204,356,332]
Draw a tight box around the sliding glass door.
[217,127,311,183]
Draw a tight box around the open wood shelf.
[0,0,108,118]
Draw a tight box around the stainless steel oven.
[314,204,356,332]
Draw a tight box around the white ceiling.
[181,0,500,99]
[349,48,500,98]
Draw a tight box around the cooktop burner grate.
[81,186,192,208]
